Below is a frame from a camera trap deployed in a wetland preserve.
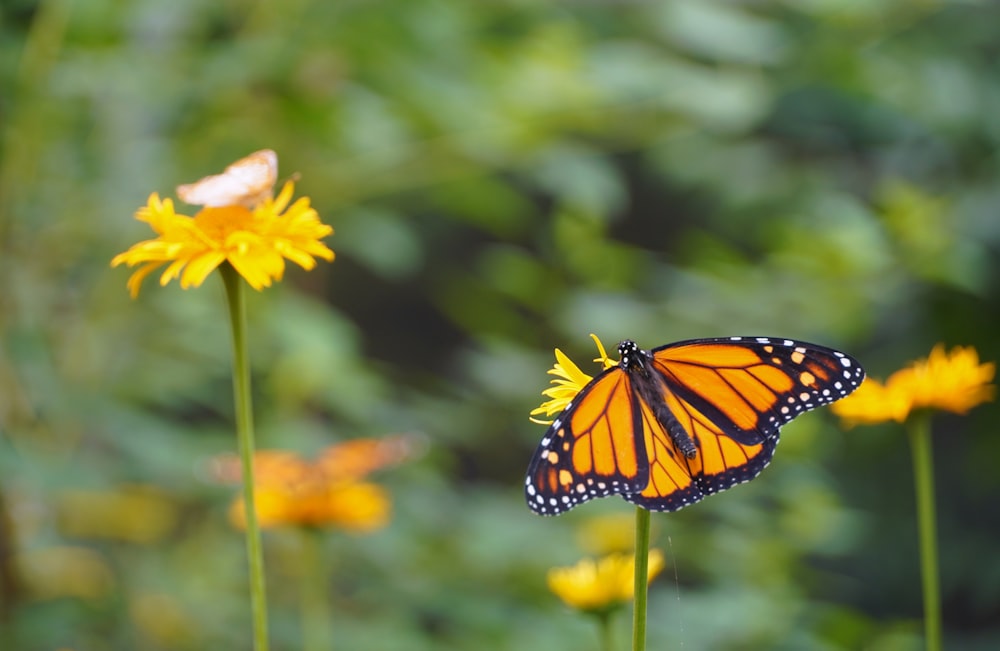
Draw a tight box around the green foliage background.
[2,0,1000,649]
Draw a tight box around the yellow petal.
[830,377,912,426]
[179,250,227,289]
[531,336,615,424]
[124,262,164,298]
[887,344,995,415]
[159,258,187,286]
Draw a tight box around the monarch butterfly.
[176,149,278,208]
[525,336,864,515]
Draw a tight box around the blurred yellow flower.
[832,344,995,426]
[828,376,912,426]
[547,550,664,613]
[221,436,420,532]
[530,334,616,424]
[111,151,334,298]
[892,344,995,414]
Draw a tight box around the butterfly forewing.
[525,368,648,515]
[649,337,864,445]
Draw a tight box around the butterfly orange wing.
[623,390,775,510]
[623,336,862,511]
[525,368,649,515]
[651,337,863,444]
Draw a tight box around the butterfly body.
[618,340,699,460]
[525,336,864,515]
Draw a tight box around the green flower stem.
[907,413,941,651]
[300,527,333,651]
[632,506,651,651]
[220,264,270,651]
[596,611,614,651]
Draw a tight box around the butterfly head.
[617,340,647,372]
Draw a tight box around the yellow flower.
[828,376,912,426]
[547,550,665,613]
[530,334,616,424]
[832,344,995,426]
[890,344,995,415]
[111,153,334,298]
[221,438,416,532]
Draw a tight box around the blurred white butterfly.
[176,149,278,208]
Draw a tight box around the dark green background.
[2,0,999,649]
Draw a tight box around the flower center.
[194,205,257,243]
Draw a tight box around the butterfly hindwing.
[622,389,777,511]
[525,367,649,515]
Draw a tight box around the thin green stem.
[299,527,333,651]
[220,264,270,651]
[596,611,614,651]
[907,413,941,651]
[632,506,651,651]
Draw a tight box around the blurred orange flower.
[832,344,995,426]
[232,479,391,532]
[218,435,421,532]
